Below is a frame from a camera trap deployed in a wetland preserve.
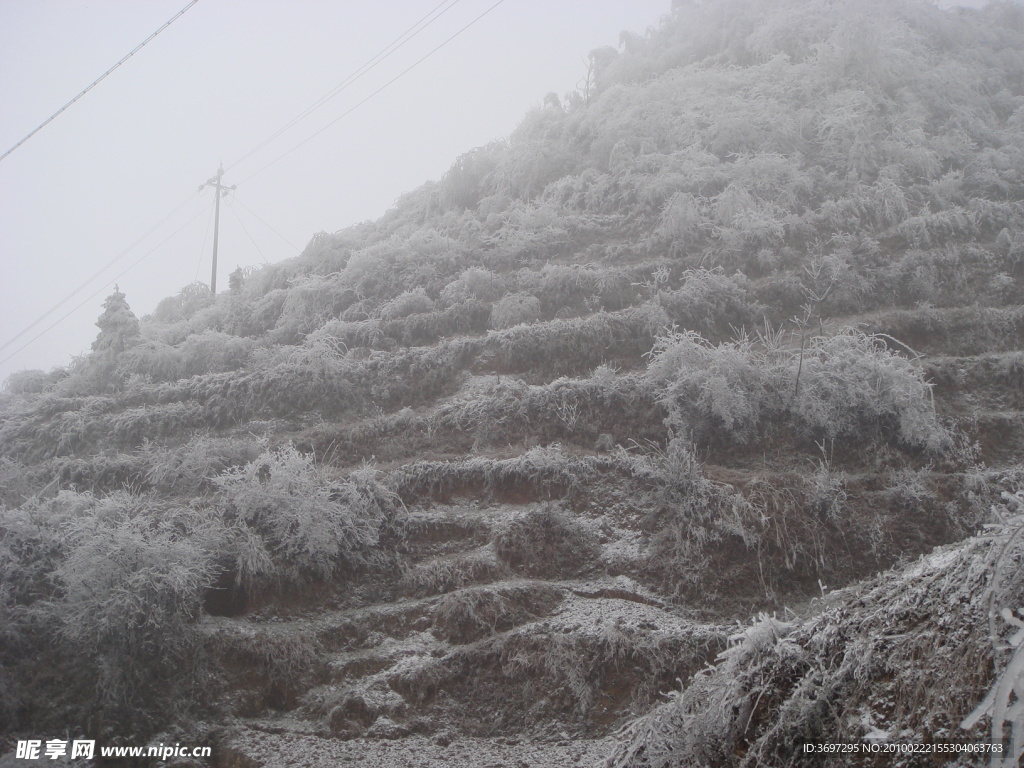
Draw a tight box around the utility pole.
[199,164,236,294]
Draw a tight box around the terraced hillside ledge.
[2,0,1024,766]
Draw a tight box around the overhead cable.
[226,0,462,174]
[232,195,301,253]
[227,203,271,265]
[0,192,199,355]
[0,203,208,368]
[0,0,201,164]
[237,0,506,187]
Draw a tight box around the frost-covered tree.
[69,286,144,393]
[92,286,140,355]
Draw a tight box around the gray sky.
[0,0,669,381]
[0,0,997,382]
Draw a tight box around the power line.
[226,0,462,174]
[237,0,507,187]
[0,192,199,356]
[3,0,506,367]
[227,203,271,265]
[0,0,201,164]
[232,195,301,253]
[0,204,208,369]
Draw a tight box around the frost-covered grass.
[2,0,1024,751]
[492,505,601,578]
[0,444,404,730]
[606,488,1024,768]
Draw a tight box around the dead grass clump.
[210,629,326,713]
[656,267,759,339]
[395,445,607,503]
[487,304,669,377]
[632,440,765,597]
[141,433,265,494]
[431,583,563,644]
[434,619,725,733]
[490,292,542,329]
[399,549,507,597]
[431,373,663,450]
[493,505,601,578]
[377,287,434,321]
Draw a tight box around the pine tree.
[92,286,140,355]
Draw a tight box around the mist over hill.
[2,1,1023,765]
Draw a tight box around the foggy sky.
[0,0,998,382]
[0,0,668,381]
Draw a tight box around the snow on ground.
[220,730,616,768]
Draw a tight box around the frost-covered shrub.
[179,330,256,376]
[657,191,706,248]
[0,492,86,609]
[51,492,218,719]
[151,282,214,324]
[648,330,780,441]
[624,439,764,593]
[399,549,506,597]
[142,434,264,494]
[244,288,289,336]
[269,274,358,343]
[118,339,184,382]
[489,292,542,329]
[648,328,949,450]
[306,318,389,352]
[300,230,351,273]
[2,369,50,396]
[486,304,668,377]
[431,584,562,644]
[438,144,502,211]
[213,446,399,591]
[0,458,39,507]
[801,252,871,315]
[341,238,407,297]
[440,267,506,304]
[794,331,950,451]
[656,268,758,337]
[183,302,227,336]
[378,287,434,320]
